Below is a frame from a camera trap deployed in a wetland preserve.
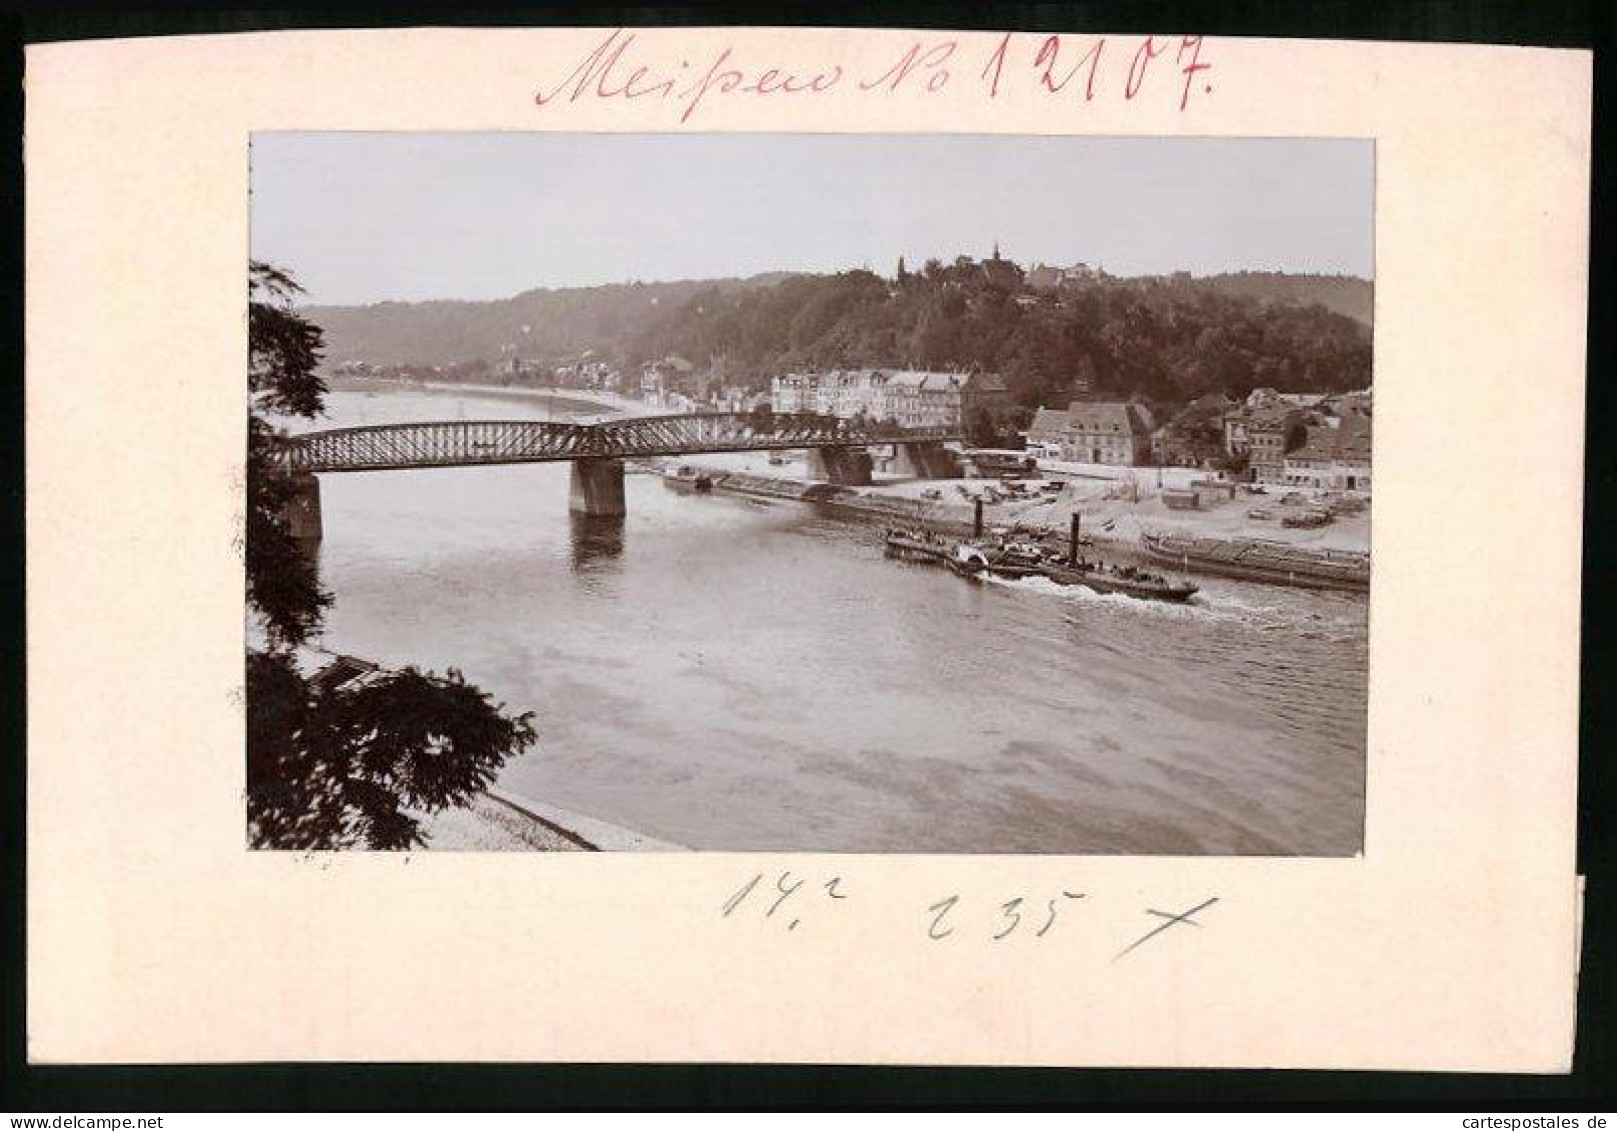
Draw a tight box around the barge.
[1140,531,1369,592]
[884,527,952,563]
[661,465,714,493]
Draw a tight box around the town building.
[770,372,815,414]
[1240,407,1304,485]
[1024,407,1071,460]
[1223,389,1309,484]
[1062,401,1154,466]
[884,370,1010,430]
[1322,389,1373,420]
[1224,386,1374,485]
[771,368,889,419]
[708,385,752,412]
[1282,417,1373,492]
[772,368,1008,429]
[1151,393,1232,468]
[552,359,621,391]
[1025,262,1102,289]
[640,355,695,406]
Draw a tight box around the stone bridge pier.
[281,472,324,543]
[891,442,959,479]
[569,457,627,516]
[804,446,873,486]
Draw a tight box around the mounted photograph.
[246,131,1373,855]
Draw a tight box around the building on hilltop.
[1026,262,1102,290]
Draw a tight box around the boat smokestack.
[973,497,984,539]
[1069,512,1081,565]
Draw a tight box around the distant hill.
[307,272,801,368]
[301,263,1372,410]
[1190,272,1373,326]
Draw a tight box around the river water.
[293,381,1368,855]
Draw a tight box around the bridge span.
[269,412,962,538]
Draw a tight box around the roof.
[1027,407,1071,436]
[816,368,885,386]
[1326,390,1374,417]
[1235,401,1301,428]
[1065,401,1152,436]
[1184,392,1234,415]
[885,370,961,391]
[1288,418,1372,463]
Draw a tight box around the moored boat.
[884,527,951,563]
[1140,531,1369,591]
[661,465,714,492]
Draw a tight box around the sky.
[250,133,1373,306]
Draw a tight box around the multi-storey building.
[772,368,1007,429]
[1024,407,1072,459]
[1283,416,1373,493]
[1224,389,1308,484]
[1062,401,1154,466]
[883,370,1009,429]
[771,369,889,419]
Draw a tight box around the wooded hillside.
[307,260,1372,411]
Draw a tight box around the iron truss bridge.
[268,413,961,474]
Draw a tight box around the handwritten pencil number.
[927,895,959,940]
[722,872,762,917]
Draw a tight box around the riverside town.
[248,132,1372,857]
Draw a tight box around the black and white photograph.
[246,132,1374,855]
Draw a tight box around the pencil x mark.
[1113,897,1219,961]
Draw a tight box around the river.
[291,380,1368,855]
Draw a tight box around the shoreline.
[661,454,1372,562]
[293,643,686,852]
[325,373,658,418]
[414,786,689,852]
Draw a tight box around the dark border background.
[1,0,1609,1111]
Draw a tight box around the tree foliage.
[247,263,331,647]
[246,651,536,850]
[619,267,1371,411]
[246,261,536,849]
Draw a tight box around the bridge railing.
[266,413,961,474]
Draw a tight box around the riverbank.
[292,644,686,852]
[667,450,1372,556]
[323,374,662,419]
[415,787,687,851]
